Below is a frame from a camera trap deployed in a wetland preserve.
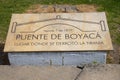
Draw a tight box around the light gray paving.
[0,64,120,80]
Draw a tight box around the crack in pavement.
[74,65,86,80]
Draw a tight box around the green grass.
[0,0,120,44]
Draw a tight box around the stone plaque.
[4,13,113,52]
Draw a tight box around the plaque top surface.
[4,12,113,52]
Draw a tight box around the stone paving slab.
[0,66,80,80]
[0,64,120,80]
[79,64,120,80]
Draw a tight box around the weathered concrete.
[0,66,80,80]
[0,64,119,80]
[8,52,106,65]
[79,64,120,80]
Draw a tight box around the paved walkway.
[0,64,120,80]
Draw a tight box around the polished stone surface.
[4,13,113,52]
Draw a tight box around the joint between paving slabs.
[74,65,86,80]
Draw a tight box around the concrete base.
[8,52,106,66]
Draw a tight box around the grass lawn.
[0,0,120,45]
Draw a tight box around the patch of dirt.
[25,4,97,13]
[26,5,54,13]
[0,41,10,65]
[76,4,97,12]
[107,44,120,64]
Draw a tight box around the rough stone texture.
[0,64,120,80]
[79,64,120,80]
[8,52,106,66]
